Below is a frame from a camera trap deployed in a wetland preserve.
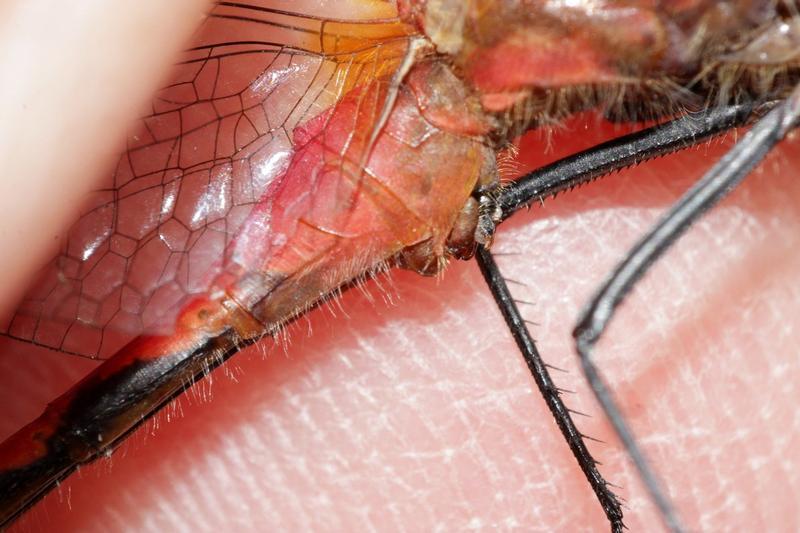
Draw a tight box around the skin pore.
[1,1,799,531]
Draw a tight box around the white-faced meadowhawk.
[1,1,800,531]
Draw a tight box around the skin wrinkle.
[0,2,799,532]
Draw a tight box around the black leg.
[571,85,800,533]
[496,101,760,222]
[481,98,787,532]
[475,246,624,532]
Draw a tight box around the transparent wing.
[1,1,411,359]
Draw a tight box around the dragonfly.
[1,0,800,528]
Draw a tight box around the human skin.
[0,0,210,317]
[1,2,799,532]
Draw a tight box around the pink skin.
[1,1,800,532]
[0,0,210,317]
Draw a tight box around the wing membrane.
[2,1,412,359]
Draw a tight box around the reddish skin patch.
[2,3,800,532]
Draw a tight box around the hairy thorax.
[227,0,800,333]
